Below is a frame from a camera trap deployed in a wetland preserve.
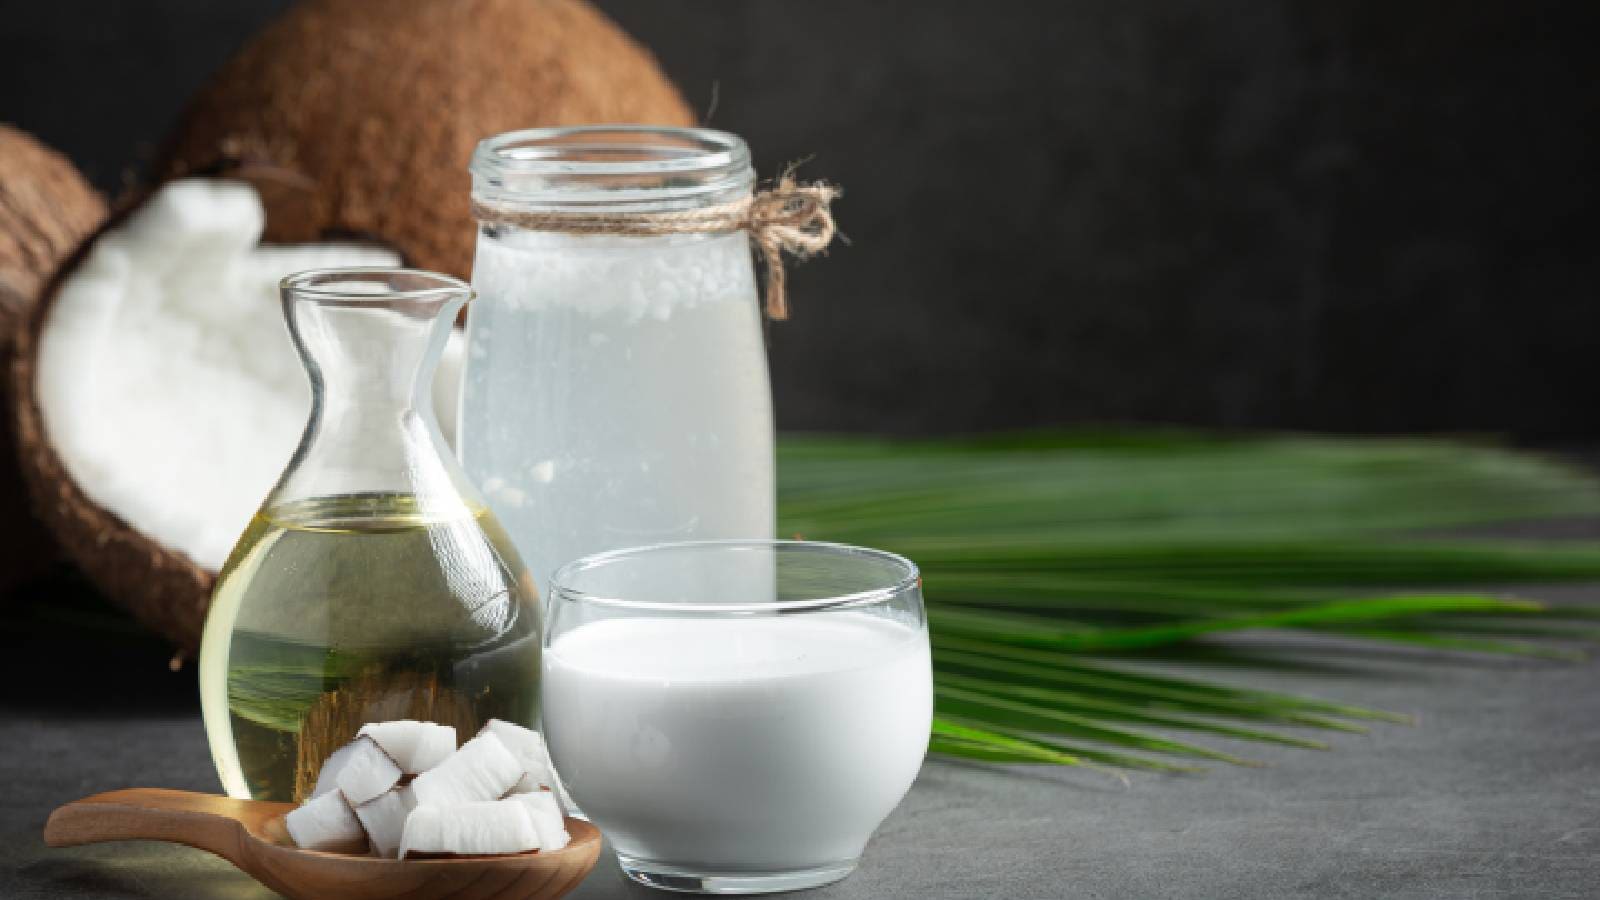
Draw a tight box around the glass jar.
[199,268,541,802]
[461,126,775,594]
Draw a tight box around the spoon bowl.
[45,788,601,900]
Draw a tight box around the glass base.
[615,852,859,894]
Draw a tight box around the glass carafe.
[461,126,776,595]
[199,268,541,802]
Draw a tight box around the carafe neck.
[274,269,472,507]
[293,300,446,423]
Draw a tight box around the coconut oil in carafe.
[200,494,539,801]
[198,268,541,803]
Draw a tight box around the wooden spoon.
[45,788,601,900]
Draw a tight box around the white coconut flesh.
[355,786,418,859]
[484,717,576,810]
[516,790,570,852]
[399,800,540,860]
[285,720,571,858]
[335,736,404,805]
[359,720,456,774]
[33,178,464,572]
[310,737,363,799]
[284,789,366,853]
[409,731,523,808]
[482,719,556,792]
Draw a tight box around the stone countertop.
[3,569,1598,899]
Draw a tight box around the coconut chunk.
[409,732,522,808]
[354,786,415,859]
[334,736,403,805]
[515,790,570,852]
[284,790,366,853]
[358,720,456,774]
[481,719,557,792]
[398,800,538,859]
[309,738,364,799]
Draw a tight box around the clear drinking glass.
[542,540,932,894]
[461,126,775,597]
[199,268,542,802]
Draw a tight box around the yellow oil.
[199,493,540,802]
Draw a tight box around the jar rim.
[474,125,749,175]
[470,125,754,208]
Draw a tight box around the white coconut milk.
[460,230,775,594]
[540,612,931,872]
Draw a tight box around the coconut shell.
[0,126,106,595]
[158,0,697,278]
[9,218,215,649]
[0,125,107,331]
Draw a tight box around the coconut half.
[11,178,463,649]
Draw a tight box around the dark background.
[3,0,1597,437]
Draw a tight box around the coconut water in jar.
[460,127,775,593]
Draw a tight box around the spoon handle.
[44,788,289,867]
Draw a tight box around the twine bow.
[470,175,840,320]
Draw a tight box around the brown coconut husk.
[11,0,694,651]
[157,0,696,278]
[0,125,106,595]
[0,125,106,328]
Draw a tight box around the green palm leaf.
[778,432,1600,773]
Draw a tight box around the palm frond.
[778,431,1600,774]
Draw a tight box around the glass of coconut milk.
[541,540,931,894]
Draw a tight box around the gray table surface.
[4,536,1599,899]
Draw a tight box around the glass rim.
[280,267,474,304]
[548,539,922,615]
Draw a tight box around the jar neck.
[469,125,754,215]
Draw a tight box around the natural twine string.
[470,176,840,320]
